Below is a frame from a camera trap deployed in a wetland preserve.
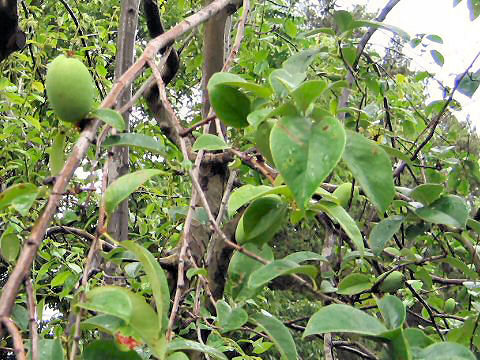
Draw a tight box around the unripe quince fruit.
[444,298,456,313]
[379,271,403,293]
[46,54,95,124]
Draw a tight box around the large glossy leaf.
[103,169,163,218]
[416,342,476,360]
[376,295,405,329]
[271,115,345,208]
[103,133,166,155]
[0,183,38,216]
[313,200,364,254]
[37,338,64,360]
[249,259,318,289]
[207,72,272,97]
[91,108,125,132]
[337,273,372,295]
[81,314,125,334]
[342,130,395,213]
[167,338,227,360]
[304,304,387,338]
[251,311,298,360]
[78,286,163,357]
[120,241,170,332]
[83,340,141,360]
[192,134,230,151]
[216,300,248,333]
[415,195,468,228]
[381,328,412,360]
[291,80,327,112]
[369,216,404,255]
[228,185,290,216]
[209,85,250,128]
[410,183,443,205]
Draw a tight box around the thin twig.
[25,279,38,360]
[1,317,26,360]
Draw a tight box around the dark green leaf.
[271,115,345,208]
[304,304,387,338]
[83,340,141,360]
[216,300,248,333]
[209,85,250,128]
[249,260,318,289]
[415,195,468,228]
[91,108,126,132]
[37,338,64,360]
[342,130,395,213]
[410,183,444,205]
[192,134,230,151]
[337,273,372,295]
[167,338,227,360]
[103,133,166,155]
[0,183,38,216]
[369,216,404,256]
[376,295,406,329]
[291,80,327,112]
[104,169,163,218]
[251,311,298,360]
[416,342,475,360]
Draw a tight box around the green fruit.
[444,298,456,313]
[46,54,95,123]
[255,119,276,164]
[379,271,403,293]
[235,195,287,246]
[333,183,358,208]
[209,84,250,128]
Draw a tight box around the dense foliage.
[1,0,480,359]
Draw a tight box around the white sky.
[336,0,480,131]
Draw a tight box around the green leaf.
[167,338,227,360]
[337,273,372,295]
[103,169,163,218]
[304,304,387,338]
[192,134,230,151]
[403,328,434,350]
[430,50,445,67]
[0,233,20,262]
[283,251,326,263]
[103,133,166,155]
[369,216,404,256]
[342,130,395,213]
[467,0,480,20]
[209,85,250,128]
[376,295,406,329]
[270,115,345,208]
[313,200,364,254]
[415,195,468,228]
[249,259,318,289]
[381,328,412,360]
[49,130,65,176]
[416,342,476,360]
[91,108,126,132]
[426,34,443,43]
[228,185,274,216]
[282,48,321,75]
[216,300,248,333]
[455,69,480,98]
[227,243,274,300]
[120,241,170,332]
[291,80,327,112]
[333,10,354,33]
[354,20,410,40]
[78,286,163,357]
[251,311,298,360]
[12,304,29,331]
[83,340,142,360]
[410,183,444,205]
[37,338,64,360]
[167,353,190,360]
[186,268,207,280]
[0,183,38,216]
[207,72,272,98]
[81,314,125,335]
[269,69,304,96]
